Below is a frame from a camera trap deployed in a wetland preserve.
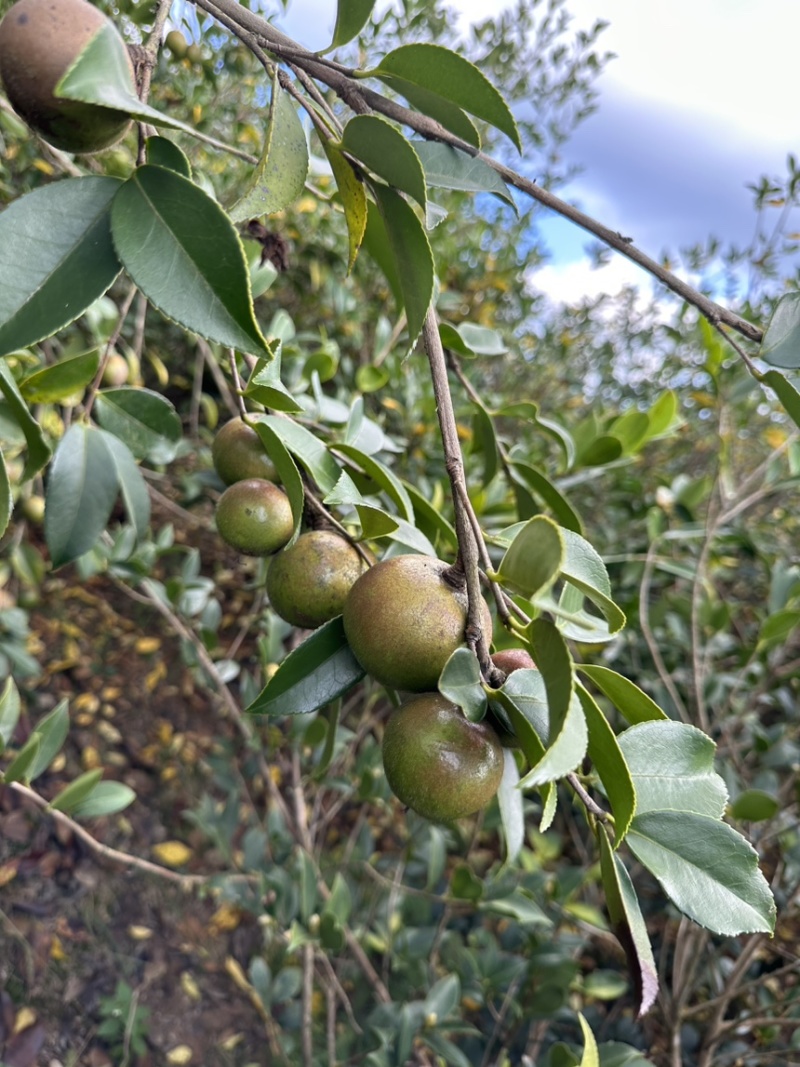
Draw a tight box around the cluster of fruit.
[212,418,521,823]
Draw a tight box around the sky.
[274,0,800,305]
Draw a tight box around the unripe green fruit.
[215,478,293,556]
[165,29,188,58]
[382,693,503,821]
[343,554,492,692]
[267,530,370,629]
[102,353,129,387]
[0,0,134,153]
[186,42,204,64]
[212,418,279,486]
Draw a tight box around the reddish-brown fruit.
[215,478,293,556]
[0,0,134,153]
[343,554,492,692]
[382,693,504,821]
[212,418,279,486]
[491,648,536,678]
[267,531,371,629]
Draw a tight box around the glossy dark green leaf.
[759,292,800,368]
[247,617,365,716]
[251,418,305,543]
[494,515,564,598]
[497,749,524,862]
[100,431,150,540]
[578,665,668,725]
[28,699,69,781]
[618,721,728,818]
[560,528,626,635]
[147,136,192,177]
[729,789,780,823]
[257,414,342,493]
[324,141,368,273]
[324,0,375,49]
[49,769,104,813]
[577,685,635,846]
[0,448,10,539]
[245,352,304,414]
[404,481,457,550]
[363,200,402,304]
[526,618,573,742]
[94,387,182,464]
[578,434,624,467]
[20,349,100,404]
[111,166,271,356]
[518,690,587,788]
[340,115,426,210]
[0,361,51,479]
[0,177,121,358]
[56,21,197,135]
[438,647,486,721]
[626,811,775,935]
[509,461,583,534]
[759,368,800,430]
[412,141,516,210]
[355,503,398,539]
[598,1042,657,1067]
[44,423,120,568]
[375,76,481,147]
[0,677,21,754]
[334,442,414,520]
[470,396,499,484]
[368,44,520,151]
[70,780,136,819]
[439,321,507,357]
[229,75,309,222]
[370,182,434,349]
[598,828,658,1018]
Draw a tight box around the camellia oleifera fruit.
[215,478,293,556]
[342,554,492,692]
[491,648,536,677]
[382,693,504,821]
[0,0,134,153]
[267,530,370,629]
[212,417,279,486]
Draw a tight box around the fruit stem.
[421,307,493,678]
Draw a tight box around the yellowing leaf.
[127,925,154,940]
[136,636,162,654]
[152,841,192,868]
[180,971,201,1002]
[166,1046,193,1065]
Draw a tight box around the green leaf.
[147,135,192,177]
[70,780,136,819]
[362,200,402,304]
[247,617,365,716]
[370,182,434,350]
[0,677,21,754]
[28,699,69,780]
[729,789,779,823]
[626,811,776,935]
[340,115,426,211]
[229,75,309,222]
[759,291,800,368]
[438,321,507,357]
[598,1043,657,1067]
[470,396,499,484]
[578,434,624,467]
[494,515,564,598]
[355,503,398,539]
[509,461,583,534]
[0,448,11,540]
[618,721,728,818]
[560,528,626,636]
[257,414,342,493]
[111,166,271,357]
[645,389,680,438]
[438,647,486,721]
[324,141,368,273]
[100,431,150,540]
[423,974,460,1020]
[597,829,658,1018]
[56,21,198,136]
[245,351,304,414]
[2,732,40,784]
[333,442,414,520]
[49,769,104,814]
[404,481,458,551]
[368,44,520,151]
[497,749,524,863]
[251,418,305,544]
[324,0,375,49]
[758,606,800,649]
[577,665,668,725]
[578,1014,599,1067]
[0,361,51,479]
[526,618,573,740]
[577,685,635,846]
[20,350,100,404]
[759,368,800,430]
[94,387,182,464]
[412,141,516,211]
[608,409,650,454]
[44,423,120,568]
[0,177,122,358]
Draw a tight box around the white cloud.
[530,254,650,305]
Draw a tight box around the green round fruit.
[212,418,279,486]
[343,554,492,692]
[165,29,188,58]
[267,530,370,629]
[0,0,134,153]
[215,478,293,556]
[382,693,504,821]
